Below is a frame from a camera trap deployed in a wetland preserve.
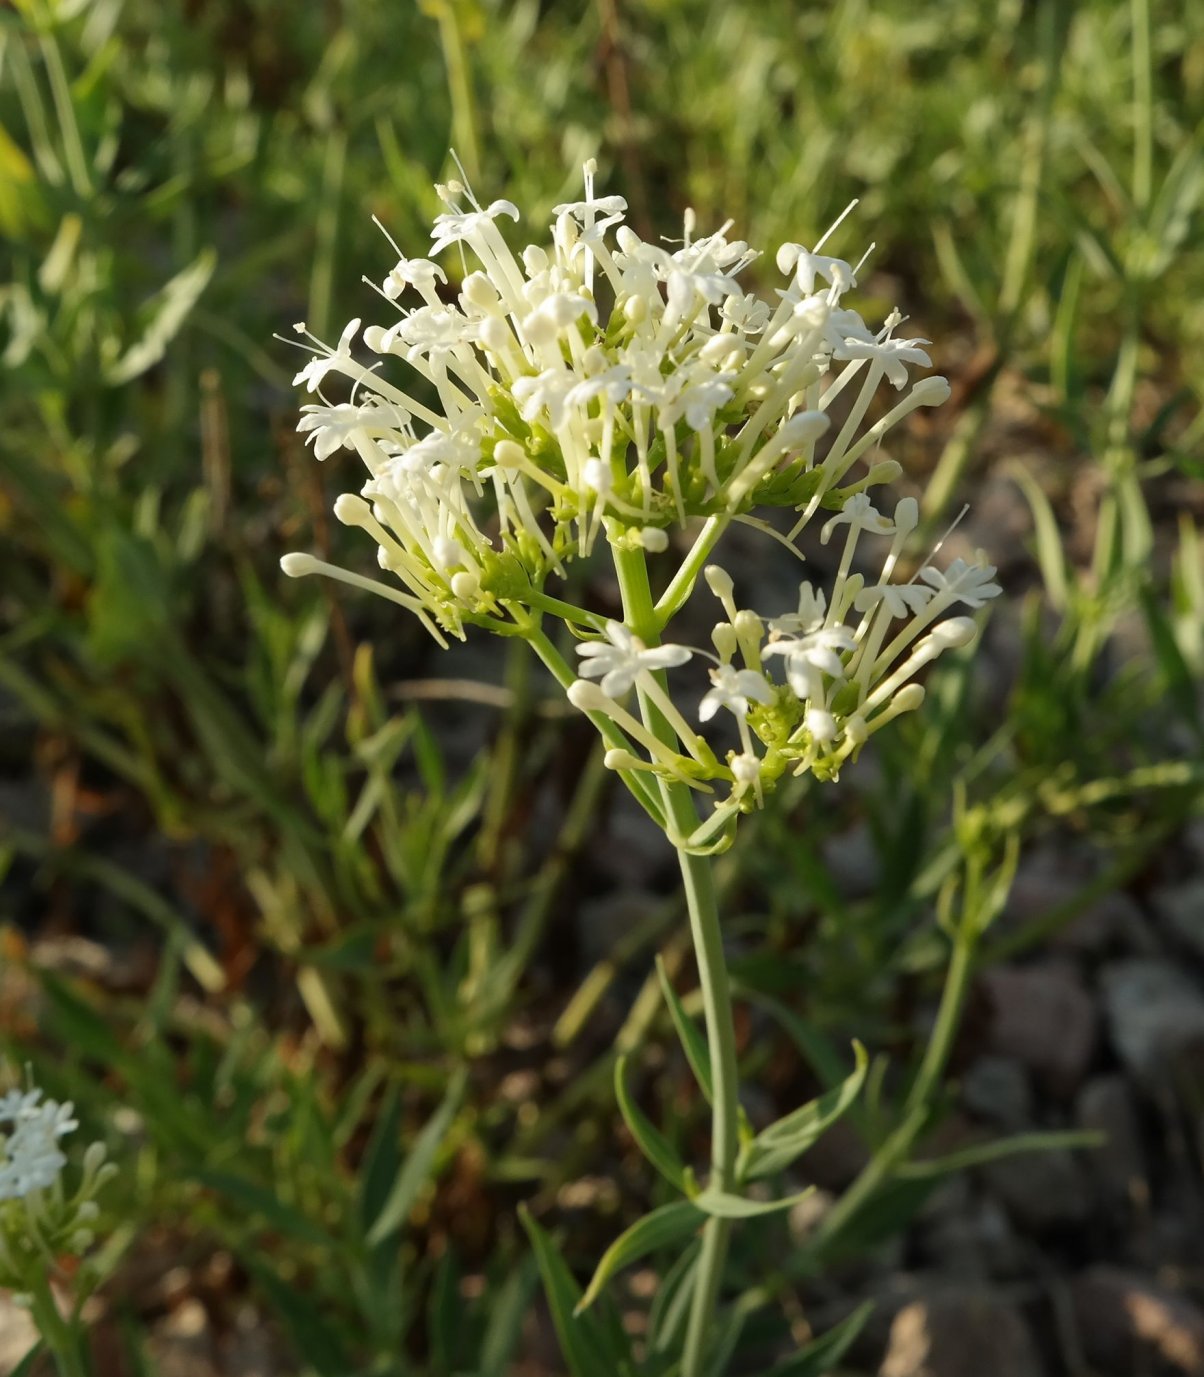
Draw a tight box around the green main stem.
[611,545,741,1376]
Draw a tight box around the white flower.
[0,1089,42,1123]
[0,1096,77,1201]
[392,305,477,361]
[297,401,409,461]
[804,707,839,743]
[576,621,693,697]
[383,255,447,301]
[762,623,857,697]
[512,368,580,429]
[919,558,1002,609]
[699,664,775,722]
[767,582,828,639]
[292,318,360,393]
[430,197,520,255]
[721,293,770,334]
[834,333,932,389]
[776,243,858,295]
[854,582,934,619]
[820,493,894,544]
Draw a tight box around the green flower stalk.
[284,158,1000,1372]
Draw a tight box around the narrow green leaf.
[647,1239,700,1353]
[745,1043,869,1180]
[656,955,713,1104]
[519,1206,623,1377]
[1140,585,1204,742]
[1007,462,1069,611]
[8,1344,43,1377]
[576,1200,703,1314]
[103,247,216,384]
[765,1300,875,1377]
[693,1184,815,1219]
[896,1129,1103,1179]
[365,1068,465,1246]
[358,1082,403,1237]
[479,1256,540,1377]
[615,1055,688,1191]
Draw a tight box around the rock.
[1076,1074,1147,1203]
[981,961,1097,1095]
[1101,959,1204,1084]
[1071,1268,1204,1374]
[878,1289,1045,1377]
[999,851,1150,955]
[915,1177,1028,1280]
[1154,880,1204,961]
[982,1147,1093,1232]
[144,1300,218,1377]
[0,1291,38,1376]
[961,1055,1034,1130]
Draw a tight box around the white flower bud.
[891,684,926,713]
[492,440,525,469]
[333,493,371,525]
[280,553,319,578]
[638,527,669,552]
[893,496,920,536]
[478,316,514,357]
[862,459,903,485]
[909,375,952,406]
[461,272,501,312]
[921,616,977,653]
[450,571,480,601]
[705,565,734,601]
[712,622,739,662]
[567,680,608,713]
[604,748,642,771]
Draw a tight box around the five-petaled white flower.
[576,622,693,698]
[292,318,361,393]
[699,665,775,722]
[762,624,857,698]
[430,197,520,256]
[919,558,1002,609]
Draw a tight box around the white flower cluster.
[0,1082,113,1294]
[283,163,950,645]
[284,160,1001,816]
[569,494,999,807]
[0,1087,76,1200]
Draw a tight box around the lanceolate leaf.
[656,955,713,1104]
[744,1042,868,1181]
[895,1128,1103,1179]
[615,1054,689,1192]
[365,1068,466,1247]
[765,1301,875,1376]
[519,1207,627,1377]
[693,1184,815,1219]
[576,1200,703,1314]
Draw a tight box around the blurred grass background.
[1,0,1203,1372]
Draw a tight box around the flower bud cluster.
[0,1083,114,1295]
[283,163,949,644]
